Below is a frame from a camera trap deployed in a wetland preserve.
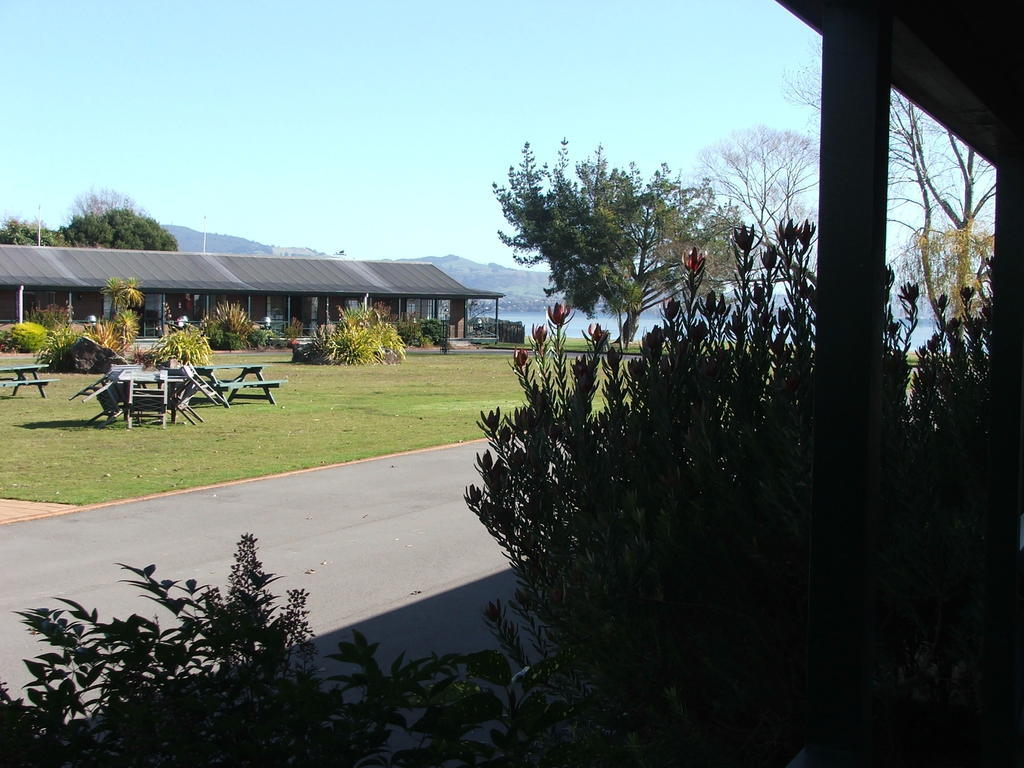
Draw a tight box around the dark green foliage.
[467,224,994,765]
[396,319,424,347]
[35,326,81,372]
[873,282,990,763]
[62,208,177,251]
[0,217,66,246]
[494,141,736,344]
[247,328,275,348]
[206,327,247,350]
[420,318,445,345]
[0,536,571,766]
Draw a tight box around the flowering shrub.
[467,222,992,765]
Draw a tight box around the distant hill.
[387,255,555,311]
[162,225,274,255]
[160,225,554,310]
[163,224,334,258]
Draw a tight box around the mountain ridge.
[161,224,554,310]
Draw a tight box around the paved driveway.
[0,442,514,691]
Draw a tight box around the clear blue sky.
[1,0,818,269]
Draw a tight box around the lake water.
[499,310,939,350]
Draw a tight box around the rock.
[68,337,126,374]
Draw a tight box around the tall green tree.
[495,142,734,344]
[62,208,177,251]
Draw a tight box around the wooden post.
[795,1,891,764]
[984,146,1024,766]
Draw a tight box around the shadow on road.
[313,569,517,669]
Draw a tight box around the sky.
[0,0,819,269]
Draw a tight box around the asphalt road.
[0,442,514,692]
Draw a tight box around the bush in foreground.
[0,536,570,766]
[467,223,992,766]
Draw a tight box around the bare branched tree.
[698,125,818,244]
[70,187,143,218]
[888,93,995,316]
[784,42,996,317]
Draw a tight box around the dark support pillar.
[984,146,1024,766]
[794,2,891,765]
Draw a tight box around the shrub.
[25,304,71,330]
[205,302,254,338]
[149,325,213,366]
[0,330,13,352]
[35,326,82,371]
[247,328,275,348]
[85,311,139,354]
[9,322,48,353]
[0,536,570,766]
[282,318,304,341]
[420,318,445,345]
[395,319,423,347]
[297,310,405,366]
[466,224,992,765]
[206,327,247,351]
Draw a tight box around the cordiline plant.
[468,223,819,766]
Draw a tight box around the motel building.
[0,245,502,339]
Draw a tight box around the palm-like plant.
[102,277,144,314]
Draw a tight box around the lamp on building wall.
[176,315,189,328]
[84,315,97,328]
[262,316,272,329]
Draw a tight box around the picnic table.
[70,365,207,427]
[192,364,286,406]
[0,364,59,398]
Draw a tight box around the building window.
[267,296,286,321]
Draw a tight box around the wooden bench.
[215,378,287,405]
[0,377,60,398]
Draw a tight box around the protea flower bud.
[733,225,757,254]
[797,221,816,249]
[531,324,548,345]
[684,248,706,272]
[762,245,779,270]
[547,303,573,327]
[662,298,680,321]
[481,409,500,432]
[484,600,502,622]
[643,326,665,357]
[586,323,609,348]
[513,348,529,370]
[465,485,483,505]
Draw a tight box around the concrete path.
[0,442,514,692]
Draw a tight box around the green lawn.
[0,352,524,505]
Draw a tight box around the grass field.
[0,352,524,505]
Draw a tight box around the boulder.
[68,337,126,374]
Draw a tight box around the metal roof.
[0,245,502,299]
